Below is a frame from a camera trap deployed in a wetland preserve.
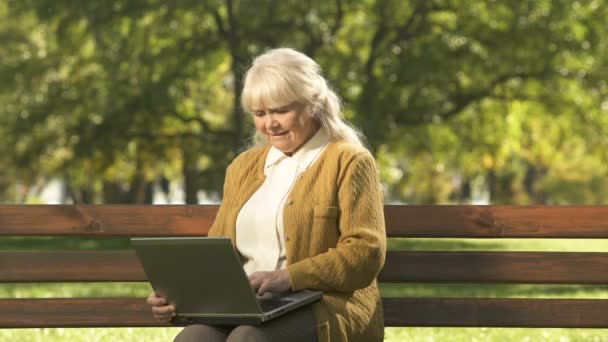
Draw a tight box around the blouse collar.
[265,128,330,171]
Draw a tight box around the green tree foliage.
[0,0,606,204]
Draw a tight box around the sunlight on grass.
[3,283,607,300]
[0,283,152,298]
[1,326,607,341]
[0,327,182,342]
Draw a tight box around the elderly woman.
[148,48,386,342]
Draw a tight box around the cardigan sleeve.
[287,152,387,293]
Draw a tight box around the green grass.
[388,237,608,252]
[1,327,607,342]
[0,237,132,251]
[1,237,607,341]
[0,328,183,342]
[0,282,152,298]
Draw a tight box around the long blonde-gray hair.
[241,48,364,148]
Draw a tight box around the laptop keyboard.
[258,298,291,312]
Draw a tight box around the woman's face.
[252,102,319,155]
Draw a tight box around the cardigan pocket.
[312,206,339,252]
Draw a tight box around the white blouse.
[235,128,329,276]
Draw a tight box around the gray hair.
[241,48,365,147]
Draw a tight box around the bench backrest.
[0,205,607,328]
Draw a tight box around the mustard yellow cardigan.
[208,140,387,342]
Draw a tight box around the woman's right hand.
[146,292,176,323]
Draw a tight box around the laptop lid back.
[131,237,262,318]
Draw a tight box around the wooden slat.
[1,297,607,328]
[3,250,608,284]
[384,205,608,238]
[383,297,608,328]
[379,251,608,284]
[1,205,608,237]
[0,251,147,282]
[0,205,217,236]
[0,298,162,328]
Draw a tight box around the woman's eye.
[254,111,265,117]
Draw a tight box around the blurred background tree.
[0,0,606,204]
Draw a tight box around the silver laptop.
[130,237,323,326]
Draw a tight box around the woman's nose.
[266,115,279,129]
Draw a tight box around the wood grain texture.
[3,250,608,284]
[1,205,608,237]
[379,251,608,284]
[0,298,162,328]
[0,251,147,282]
[1,205,608,329]
[384,205,608,238]
[0,205,217,236]
[383,297,608,328]
[1,297,607,328]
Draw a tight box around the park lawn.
[1,326,607,342]
[1,237,607,341]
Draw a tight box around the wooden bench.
[1,205,607,329]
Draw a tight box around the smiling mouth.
[270,132,288,136]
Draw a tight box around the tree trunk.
[230,52,247,153]
[183,146,199,204]
[524,163,548,204]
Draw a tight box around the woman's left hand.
[249,269,292,296]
